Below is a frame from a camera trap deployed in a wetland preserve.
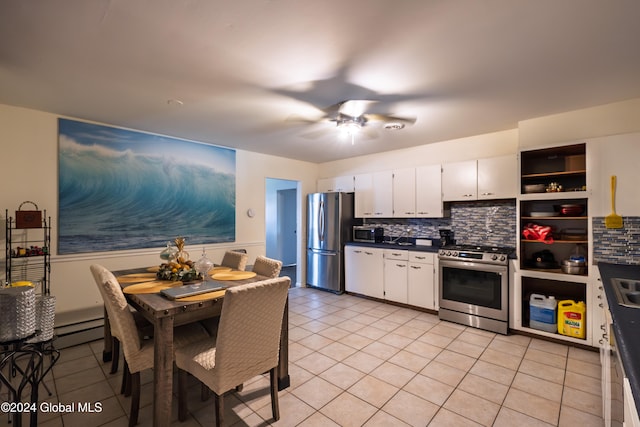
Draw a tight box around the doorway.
[265,178,300,285]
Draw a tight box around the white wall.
[518,98,640,149]
[0,104,318,325]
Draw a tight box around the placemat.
[123,281,182,294]
[210,266,232,273]
[211,271,257,281]
[176,289,226,302]
[117,272,158,284]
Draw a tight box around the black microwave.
[353,226,384,243]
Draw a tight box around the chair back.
[90,265,143,367]
[252,256,283,278]
[212,276,290,393]
[220,251,248,271]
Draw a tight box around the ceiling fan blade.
[365,113,417,125]
[300,127,334,139]
[285,114,325,124]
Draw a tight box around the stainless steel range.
[438,245,513,335]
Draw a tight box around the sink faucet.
[391,228,411,244]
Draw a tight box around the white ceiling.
[2,0,640,163]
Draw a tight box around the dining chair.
[175,276,291,426]
[220,250,248,271]
[90,264,209,427]
[251,255,283,278]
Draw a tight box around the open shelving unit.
[5,208,51,295]
[517,143,591,343]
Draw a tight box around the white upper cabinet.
[372,171,394,217]
[354,172,393,218]
[442,155,517,201]
[317,175,354,193]
[354,173,374,217]
[442,160,477,201]
[477,155,518,200]
[392,168,416,217]
[415,164,443,217]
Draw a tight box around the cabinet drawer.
[408,252,434,264]
[384,249,409,260]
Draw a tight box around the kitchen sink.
[611,278,640,308]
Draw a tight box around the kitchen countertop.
[597,262,640,411]
[346,241,441,253]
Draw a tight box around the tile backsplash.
[593,216,640,265]
[365,200,517,248]
[362,201,639,264]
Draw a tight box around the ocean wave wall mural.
[58,118,236,254]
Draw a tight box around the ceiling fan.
[287,100,417,140]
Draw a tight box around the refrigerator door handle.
[309,249,337,256]
[318,199,325,242]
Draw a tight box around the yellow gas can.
[557,300,586,339]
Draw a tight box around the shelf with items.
[519,197,589,276]
[5,208,51,295]
[520,275,588,342]
[520,143,586,195]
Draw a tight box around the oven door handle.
[439,259,507,273]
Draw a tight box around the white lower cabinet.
[383,249,409,303]
[346,246,437,309]
[345,246,384,299]
[407,252,436,309]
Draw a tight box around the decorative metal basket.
[26,295,56,343]
[0,286,36,342]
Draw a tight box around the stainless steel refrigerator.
[306,192,354,294]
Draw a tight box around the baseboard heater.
[54,317,104,349]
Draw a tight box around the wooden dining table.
[103,268,290,427]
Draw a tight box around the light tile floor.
[13,287,605,426]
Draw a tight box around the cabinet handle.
[354,250,362,254]
[415,256,426,260]
[410,265,421,269]
[417,211,429,214]
[365,251,373,255]
[599,302,603,308]
[601,324,607,331]
[405,211,414,214]
[396,263,406,267]
[481,192,494,196]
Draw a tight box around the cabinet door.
[477,155,517,199]
[442,160,477,201]
[372,171,393,217]
[415,164,443,217]
[384,258,408,303]
[317,178,335,193]
[407,253,435,309]
[393,168,416,218]
[345,246,384,298]
[333,175,355,192]
[354,174,374,217]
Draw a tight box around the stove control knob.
[445,251,451,256]
[491,254,498,261]
[452,251,458,257]
[500,255,507,262]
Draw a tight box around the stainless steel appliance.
[306,192,354,294]
[353,226,384,243]
[438,245,512,334]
